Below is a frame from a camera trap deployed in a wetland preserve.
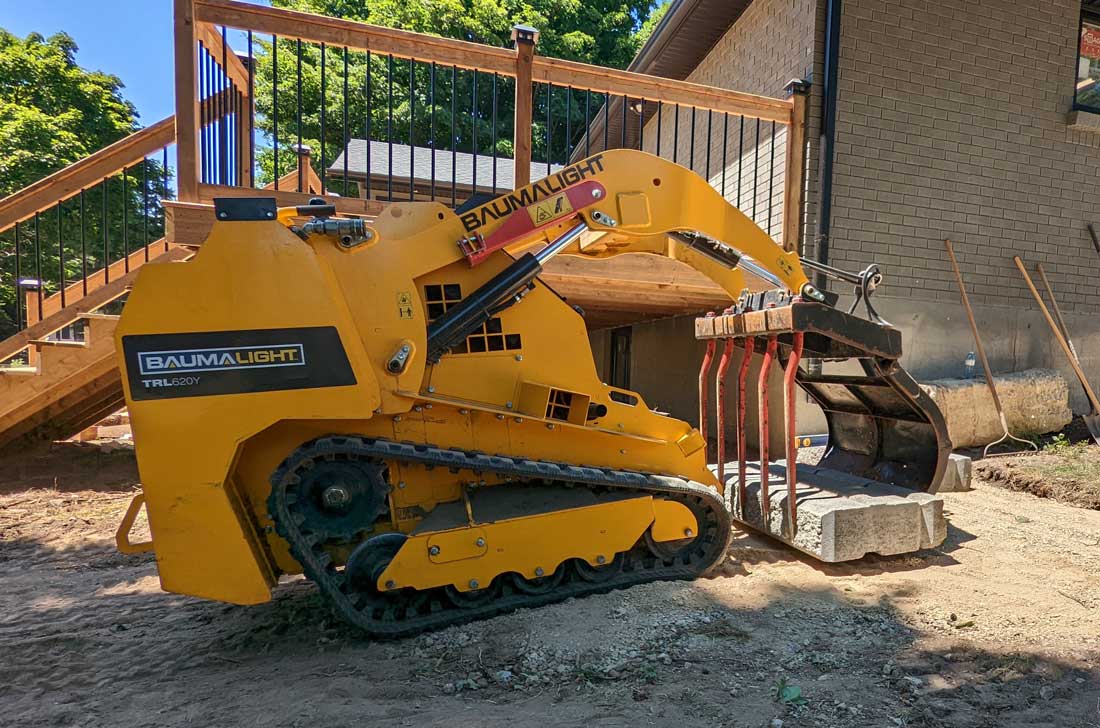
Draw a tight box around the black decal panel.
[122,326,357,401]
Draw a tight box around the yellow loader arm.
[453,149,817,302]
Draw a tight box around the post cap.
[17,278,41,289]
[292,143,312,157]
[784,78,811,96]
[511,24,540,46]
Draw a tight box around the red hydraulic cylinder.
[757,336,779,522]
[715,337,735,492]
[736,337,755,519]
[783,332,804,537]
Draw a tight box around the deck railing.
[175,0,808,247]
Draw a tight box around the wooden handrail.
[531,57,793,124]
[0,117,175,231]
[193,0,517,75]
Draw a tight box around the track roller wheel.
[573,553,624,583]
[510,565,566,596]
[644,497,706,565]
[444,578,501,609]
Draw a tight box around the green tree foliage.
[251,0,668,195]
[0,30,168,340]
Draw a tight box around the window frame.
[1076,6,1100,114]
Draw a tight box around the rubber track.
[268,435,732,639]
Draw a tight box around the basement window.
[1076,7,1100,113]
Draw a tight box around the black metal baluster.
[471,69,478,196]
[637,99,644,151]
[689,106,696,172]
[721,113,729,197]
[429,62,436,202]
[162,147,169,251]
[122,166,129,272]
[565,86,571,161]
[410,59,416,201]
[248,30,255,186]
[101,183,108,285]
[220,26,229,185]
[79,190,87,296]
[737,115,745,209]
[273,34,279,190]
[199,46,208,184]
[387,54,394,201]
[320,43,327,193]
[620,94,627,149]
[143,158,150,260]
[364,50,371,200]
[584,90,591,157]
[56,202,65,308]
[752,118,760,223]
[768,120,777,236]
[603,92,609,153]
[545,82,551,175]
[296,39,303,192]
[705,110,713,180]
[13,221,21,330]
[343,47,349,195]
[656,100,663,157]
[491,73,498,194]
[450,65,456,207]
[673,104,679,164]
[33,212,42,320]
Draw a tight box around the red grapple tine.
[698,336,717,457]
[783,332,804,538]
[736,337,754,519]
[758,336,778,524]
[715,337,735,494]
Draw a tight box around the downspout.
[814,0,842,293]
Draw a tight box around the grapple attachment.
[697,292,952,544]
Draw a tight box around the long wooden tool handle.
[944,239,1005,415]
[1013,256,1100,414]
[1089,223,1100,258]
[1035,263,1078,361]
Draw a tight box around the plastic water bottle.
[964,351,976,379]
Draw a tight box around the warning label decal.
[527,192,574,226]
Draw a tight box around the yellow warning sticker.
[527,192,573,226]
[397,291,414,319]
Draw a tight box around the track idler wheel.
[644,497,706,565]
[444,578,501,609]
[346,532,407,594]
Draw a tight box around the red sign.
[1083,24,1100,60]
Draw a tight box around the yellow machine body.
[114,150,810,618]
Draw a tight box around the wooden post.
[511,24,539,190]
[781,79,810,254]
[174,0,201,201]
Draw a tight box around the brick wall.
[831,0,1100,312]
[639,0,823,252]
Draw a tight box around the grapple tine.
[699,336,717,456]
[783,332,804,538]
[736,337,754,519]
[715,337,735,502]
[758,336,778,524]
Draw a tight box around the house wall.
[829,0,1100,316]
[639,0,825,253]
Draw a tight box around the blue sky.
[0,0,261,125]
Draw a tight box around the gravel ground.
[1,444,1098,728]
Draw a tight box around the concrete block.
[715,462,946,563]
[920,368,1071,448]
[936,453,973,492]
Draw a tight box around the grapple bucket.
[697,296,952,557]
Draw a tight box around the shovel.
[1013,256,1100,445]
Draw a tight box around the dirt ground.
[1,445,1098,728]
[976,441,1100,510]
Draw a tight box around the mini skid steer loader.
[114,150,948,637]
